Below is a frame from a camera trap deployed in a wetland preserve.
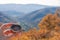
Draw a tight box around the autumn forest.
[6,9,60,40]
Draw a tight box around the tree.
[8,9,60,40]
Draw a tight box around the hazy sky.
[0,0,60,6]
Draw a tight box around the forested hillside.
[8,9,60,40]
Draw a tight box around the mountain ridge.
[20,7,60,29]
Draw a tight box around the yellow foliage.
[9,9,60,40]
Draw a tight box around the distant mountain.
[0,4,49,13]
[0,4,59,31]
[20,7,60,29]
[0,11,29,31]
[3,10,25,18]
[0,12,17,23]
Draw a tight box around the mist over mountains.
[0,4,59,31]
[20,7,59,28]
[0,4,48,13]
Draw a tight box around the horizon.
[0,0,59,6]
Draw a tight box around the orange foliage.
[9,9,60,40]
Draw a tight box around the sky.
[0,0,60,6]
